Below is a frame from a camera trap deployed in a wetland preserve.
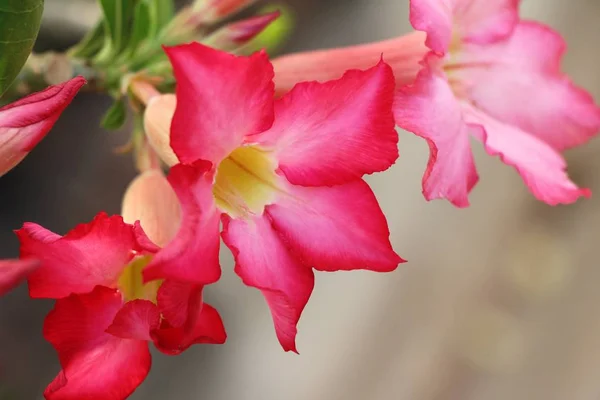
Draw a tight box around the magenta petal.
[0,259,39,296]
[464,105,591,205]
[143,161,221,285]
[152,302,227,355]
[221,214,314,352]
[395,67,479,207]
[43,286,151,400]
[0,77,85,177]
[255,61,398,186]
[106,300,161,341]
[17,213,141,299]
[166,43,275,164]
[156,280,203,328]
[267,180,403,273]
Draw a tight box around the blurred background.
[1,0,600,399]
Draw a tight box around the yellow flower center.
[118,255,161,302]
[212,145,280,219]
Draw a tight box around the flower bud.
[0,77,85,177]
[203,11,281,52]
[122,170,181,247]
[193,0,259,22]
[272,31,427,95]
[143,94,179,167]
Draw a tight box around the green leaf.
[68,20,106,59]
[0,0,44,96]
[124,0,175,58]
[154,0,175,30]
[94,0,137,64]
[101,98,127,130]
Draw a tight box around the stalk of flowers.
[272,0,600,207]
[134,42,405,353]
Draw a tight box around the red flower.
[17,213,226,400]
[395,0,600,206]
[0,77,85,177]
[143,43,404,352]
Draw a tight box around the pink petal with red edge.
[166,43,274,164]
[156,280,203,328]
[266,180,403,273]
[106,300,161,341]
[143,161,221,285]
[409,0,454,54]
[464,105,590,205]
[0,77,85,177]
[255,61,398,186]
[152,303,227,355]
[17,213,141,299]
[0,259,39,296]
[221,214,314,353]
[461,22,600,150]
[394,66,478,207]
[43,286,151,400]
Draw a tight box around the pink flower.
[0,77,85,177]
[143,43,404,352]
[17,213,226,400]
[395,0,600,206]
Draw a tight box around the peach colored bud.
[122,170,181,247]
[143,94,179,167]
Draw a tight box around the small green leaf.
[68,21,106,59]
[101,98,127,130]
[0,0,44,96]
[154,0,175,29]
[124,0,175,58]
[95,0,137,64]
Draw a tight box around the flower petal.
[17,213,141,299]
[464,105,590,205]
[410,0,454,54]
[255,61,398,186]
[410,0,519,54]
[156,280,203,328]
[0,77,85,177]
[122,170,181,248]
[43,286,151,400]
[106,300,161,341]
[461,22,600,150]
[143,161,221,285]
[166,43,274,164]
[0,258,39,296]
[221,214,314,352]
[152,302,227,355]
[394,67,479,207]
[266,180,403,272]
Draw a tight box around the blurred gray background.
[1,0,600,399]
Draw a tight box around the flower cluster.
[0,0,598,399]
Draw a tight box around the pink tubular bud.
[272,31,428,96]
[204,10,281,51]
[0,77,85,177]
